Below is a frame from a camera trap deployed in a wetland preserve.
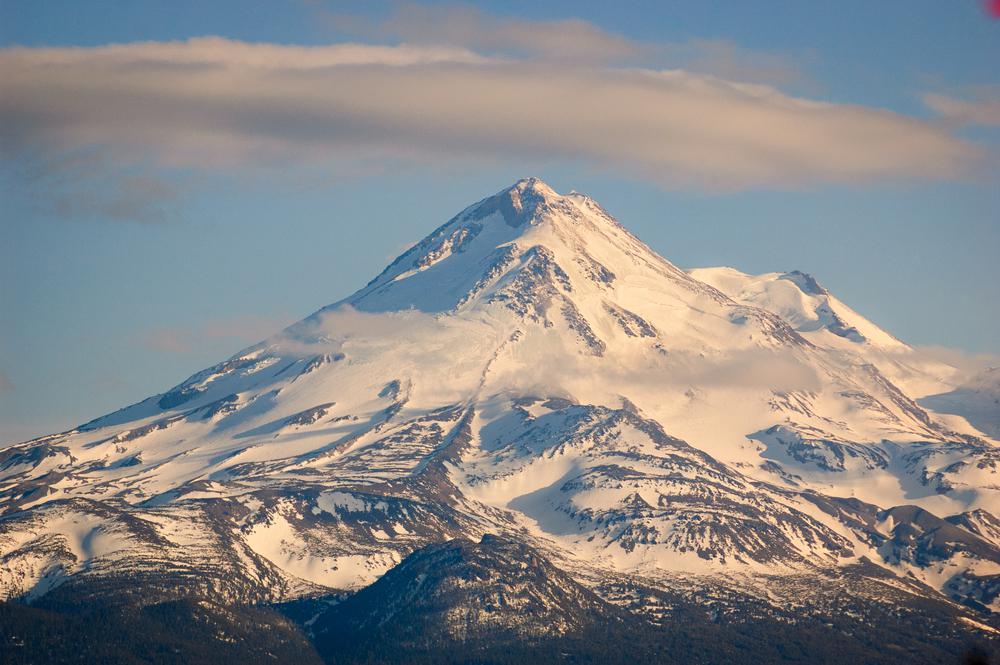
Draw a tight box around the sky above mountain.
[1,0,999,444]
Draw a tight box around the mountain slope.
[689,266,962,399]
[311,534,626,649]
[1,178,998,660]
[1,596,322,665]
[921,367,1000,440]
[305,535,993,665]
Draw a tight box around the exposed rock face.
[312,534,625,647]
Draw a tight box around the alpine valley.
[2,179,998,664]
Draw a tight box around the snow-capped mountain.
[921,367,1000,440]
[1,179,997,660]
[689,266,963,399]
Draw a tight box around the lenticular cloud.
[0,37,979,189]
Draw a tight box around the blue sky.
[1,0,998,443]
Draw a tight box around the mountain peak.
[510,176,557,197]
[691,265,908,350]
[779,269,828,296]
[463,177,562,229]
[311,534,625,655]
[340,178,660,313]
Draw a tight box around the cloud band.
[0,37,980,191]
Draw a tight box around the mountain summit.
[340,175,695,315]
[1,179,997,661]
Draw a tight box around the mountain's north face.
[2,179,999,662]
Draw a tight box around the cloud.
[280,307,822,407]
[490,340,823,407]
[663,38,814,89]
[0,37,979,196]
[326,4,812,87]
[329,3,811,84]
[0,370,12,393]
[137,313,296,355]
[322,2,642,62]
[659,349,822,392]
[0,36,487,69]
[910,345,1000,381]
[9,147,183,224]
[924,90,1000,127]
[59,173,180,223]
[141,328,194,354]
[277,304,443,355]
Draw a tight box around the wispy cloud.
[321,2,642,62]
[325,4,814,88]
[662,38,815,89]
[491,344,822,403]
[137,313,296,355]
[0,36,980,208]
[140,328,195,355]
[911,345,1000,380]
[9,146,183,224]
[924,88,1000,127]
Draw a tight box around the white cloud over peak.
[0,36,981,211]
